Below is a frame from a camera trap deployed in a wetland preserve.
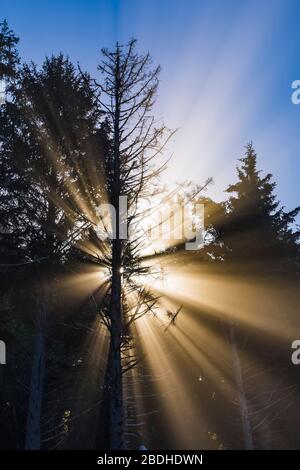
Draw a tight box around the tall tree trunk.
[25,282,47,450]
[228,318,254,449]
[105,43,124,450]
[104,238,124,449]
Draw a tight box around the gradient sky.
[2,0,300,212]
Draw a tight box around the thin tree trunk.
[105,44,124,450]
[228,318,254,449]
[105,237,124,449]
[25,282,47,450]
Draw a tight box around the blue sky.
[2,0,300,211]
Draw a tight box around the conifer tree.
[225,142,300,274]
[88,40,173,450]
[0,19,19,82]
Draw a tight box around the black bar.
[0,450,298,467]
